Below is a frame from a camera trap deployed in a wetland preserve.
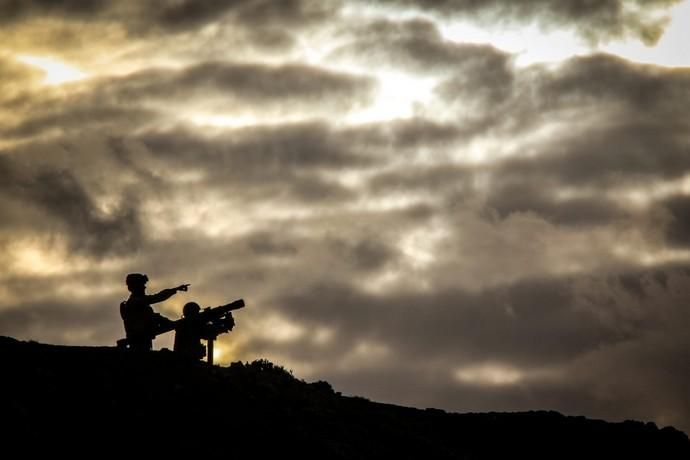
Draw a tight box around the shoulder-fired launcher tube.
[150,299,245,337]
[200,299,245,320]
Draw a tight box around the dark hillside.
[1,336,687,458]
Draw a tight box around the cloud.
[0,1,345,68]
[485,183,633,226]
[564,320,690,430]
[1,104,158,140]
[0,0,341,30]
[0,55,43,98]
[144,0,341,37]
[269,271,659,367]
[370,0,681,44]
[250,267,690,430]
[662,196,690,248]
[0,157,142,257]
[1,1,689,435]
[368,163,473,194]
[6,0,677,47]
[335,23,516,129]
[0,297,124,345]
[539,54,690,110]
[99,60,375,112]
[0,0,110,24]
[9,48,679,293]
[134,122,373,203]
[333,17,514,76]
[1,59,375,142]
[434,52,690,135]
[421,53,690,207]
[493,120,690,187]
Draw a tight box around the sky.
[1,0,689,433]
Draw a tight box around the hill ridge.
[2,336,688,458]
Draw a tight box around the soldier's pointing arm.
[147,284,190,304]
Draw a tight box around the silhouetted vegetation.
[1,336,687,458]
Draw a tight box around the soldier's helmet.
[183,302,201,317]
[125,273,148,290]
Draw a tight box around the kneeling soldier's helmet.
[183,302,201,317]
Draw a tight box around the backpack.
[120,299,155,339]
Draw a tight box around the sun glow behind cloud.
[8,243,65,276]
[455,363,524,386]
[6,239,126,275]
[16,55,87,85]
[188,70,436,126]
[346,71,436,123]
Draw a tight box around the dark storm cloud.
[371,0,681,44]
[428,53,690,195]
[333,17,514,78]
[130,117,481,208]
[566,328,690,432]
[336,15,684,177]
[434,52,690,135]
[357,325,690,432]
[3,0,677,46]
[0,0,108,23]
[2,60,374,141]
[252,267,690,430]
[0,157,142,256]
[484,182,632,225]
[0,0,341,31]
[617,273,648,300]
[150,0,257,31]
[136,122,373,202]
[662,195,690,248]
[332,21,690,162]
[494,120,690,187]
[133,0,341,37]
[0,62,159,142]
[0,1,343,70]
[433,66,514,113]
[354,55,690,228]
[368,164,473,195]
[245,231,299,257]
[0,297,124,345]
[149,0,343,52]
[1,105,158,140]
[342,118,469,151]
[324,236,398,272]
[24,170,141,256]
[54,223,407,324]
[97,60,374,110]
[53,123,368,206]
[271,276,635,367]
[539,54,690,112]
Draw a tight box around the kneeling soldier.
[174,302,234,360]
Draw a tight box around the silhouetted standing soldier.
[120,273,189,351]
[174,301,235,360]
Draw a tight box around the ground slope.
[1,336,687,458]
